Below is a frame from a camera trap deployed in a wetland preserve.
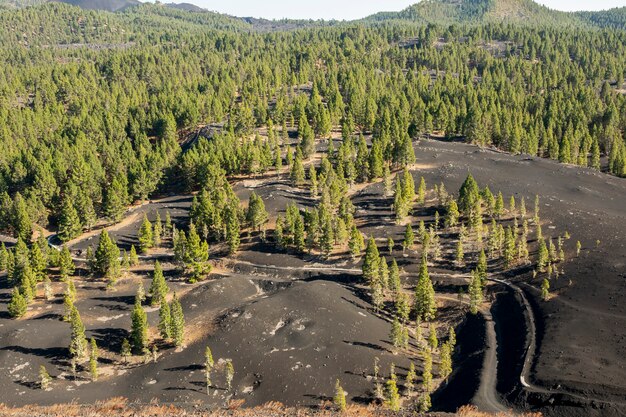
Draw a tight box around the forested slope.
[0,1,625,245]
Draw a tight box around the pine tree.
[204,346,215,394]
[385,379,401,411]
[390,317,403,348]
[457,174,479,214]
[69,306,88,362]
[455,239,464,266]
[89,338,98,381]
[468,270,483,314]
[138,214,153,253]
[153,211,162,247]
[417,177,426,205]
[439,342,452,379]
[414,255,436,321]
[428,323,438,351]
[170,293,185,347]
[537,238,549,271]
[121,338,131,363]
[225,360,234,391]
[130,298,148,353]
[541,278,550,301]
[29,242,46,281]
[226,207,241,255]
[39,365,52,390]
[8,287,27,318]
[348,225,364,258]
[149,261,168,306]
[476,249,487,283]
[59,246,75,280]
[12,193,32,242]
[246,192,269,232]
[422,349,433,392]
[290,151,306,186]
[362,237,380,283]
[164,211,173,238]
[58,199,82,243]
[333,379,347,412]
[402,223,414,253]
[93,230,120,280]
[405,362,416,396]
[445,199,459,228]
[417,392,431,413]
[129,245,139,266]
[158,300,172,340]
[389,259,401,295]
[576,240,582,257]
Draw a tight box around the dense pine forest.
[0,0,625,242]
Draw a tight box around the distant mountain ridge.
[0,0,625,31]
[366,0,626,29]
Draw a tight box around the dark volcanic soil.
[0,138,625,417]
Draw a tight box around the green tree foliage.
[138,214,153,253]
[362,237,380,283]
[58,199,82,243]
[385,378,401,411]
[149,261,169,306]
[246,192,269,232]
[170,293,185,347]
[468,269,483,314]
[414,255,436,321]
[130,297,148,353]
[93,230,120,281]
[333,379,347,412]
[8,287,27,318]
[69,306,88,362]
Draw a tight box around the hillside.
[366,0,625,29]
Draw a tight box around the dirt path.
[491,277,626,407]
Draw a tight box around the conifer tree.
[402,223,414,253]
[417,392,431,413]
[417,177,426,205]
[204,346,214,395]
[121,338,131,363]
[362,237,380,283]
[290,151,306,186]
[457,174,479,214]
[348,225,364,258]
[59,246,75,280]
[129,245,139,266]
[476,249,487,283]
[428,323,438,351]
[170,293,185,347]
[422,349,433,392]
[439,342,452,379]
[89,338,98,381]
[390,317,403,348]
[8,287,27,318]
[537,238,549,271]
[468,270,483,314]
[333,379,347,412]
[158,300,172,340]
[576,240,582,257]
[138,214,153,253]
[389,259,401,295]
[69,306,88,363]
[93,230,120,280]
[130,297,148,353]
[445,199,459,228]
[153,211,162,247]
[246,192,269,233]
[405,362,416,396]
[414,255,436,321]
[541,278,550,301]
[149,261,168,306]
[39,365,52,390]
[164,211,173,238]
[455,239,464,266]
[58,199,82,243]
[225,360,234,391]
[379,256,389,289]
[385,378,401,412]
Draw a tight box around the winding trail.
[490,277,626,407]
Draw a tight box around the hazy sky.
[175,0,626,20]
